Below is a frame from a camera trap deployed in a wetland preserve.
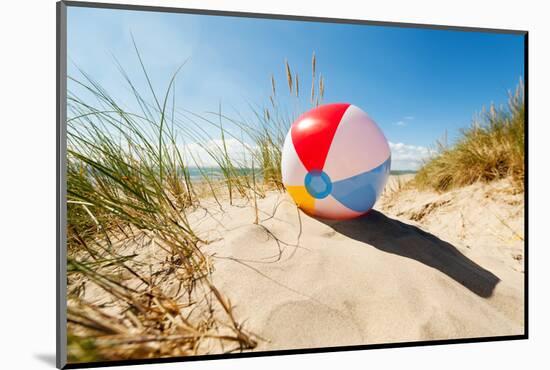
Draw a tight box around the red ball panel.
[291,103,350,172]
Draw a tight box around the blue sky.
[67,6,524,170]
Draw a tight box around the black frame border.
[56,1,529,369]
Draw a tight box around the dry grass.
[67,238,258,362]
[415,81,525,192]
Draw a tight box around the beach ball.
[281,103,391,220]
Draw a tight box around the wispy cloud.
[394,116,414,127]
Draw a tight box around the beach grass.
[65,45,321,361]
[66,60,257,362]
[414,81,525,192]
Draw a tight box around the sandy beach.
[186,175,524,351]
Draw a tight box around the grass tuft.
[414,80,525,192]
[66,45,259,362]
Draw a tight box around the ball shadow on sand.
[320,210,500,298]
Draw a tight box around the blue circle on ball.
[305,170,332,199]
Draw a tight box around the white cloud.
[395,120,407,126]
[389,141,433,171]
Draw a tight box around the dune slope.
[189,177,525,351]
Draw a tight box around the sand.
[188,175,525,351]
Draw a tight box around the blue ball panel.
[331,156,391,213]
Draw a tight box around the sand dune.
[189,176,524,351]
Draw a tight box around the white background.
[0,0,547,368]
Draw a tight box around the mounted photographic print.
[56,1,527,368]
